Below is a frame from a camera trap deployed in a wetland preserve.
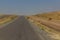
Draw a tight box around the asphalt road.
[0,16,42,40]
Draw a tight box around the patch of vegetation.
[0,15,17,25]
[26,11,60,40]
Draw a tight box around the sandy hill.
[35,11,60,20]
[26,11,60,40]
[26,11,60,31]
[31,11,60,24]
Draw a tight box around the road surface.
[0,16,51,40]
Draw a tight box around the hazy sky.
[0,0,60,15]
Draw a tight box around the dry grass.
[26,11,60,40]
[0,15,17,25]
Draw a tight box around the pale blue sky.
[0,0,60,15]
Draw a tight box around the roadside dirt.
[28,16,60,31]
